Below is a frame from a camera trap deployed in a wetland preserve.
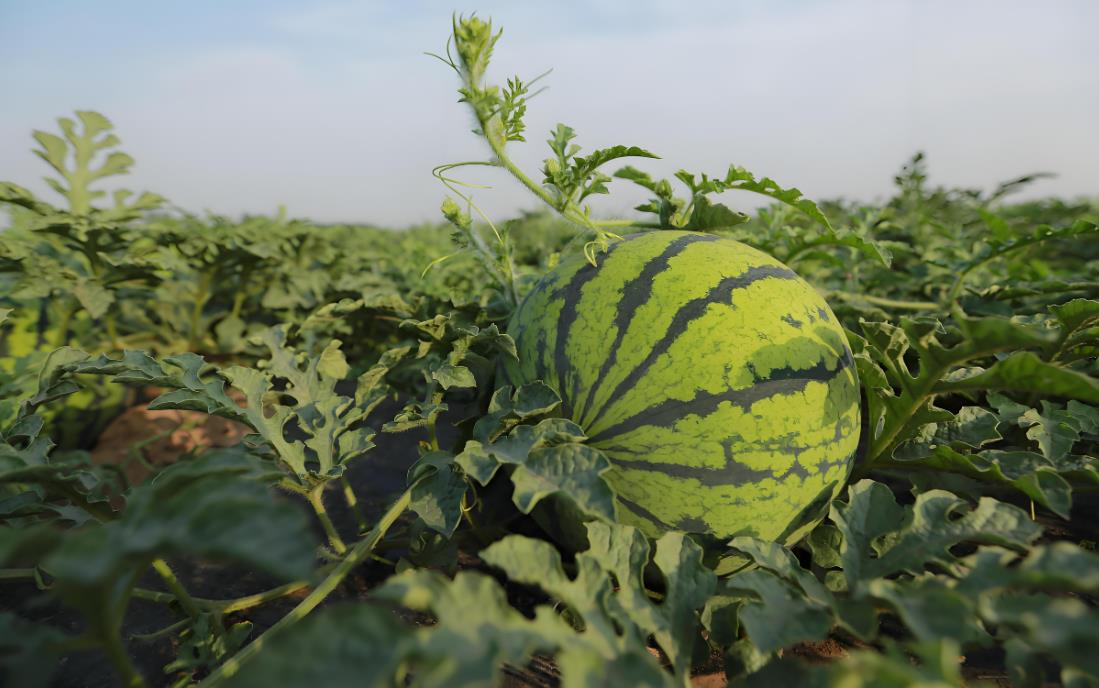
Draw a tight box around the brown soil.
[90,406,249,485]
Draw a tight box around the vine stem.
[340,476,369,533]
[151,559,204,621]
[130,618,190,643]
[474,100,623,238]
[99,568,147,688]
[200,486,414,686]
[129,580,309,613]
[432,162,519,305]
[426,385,445,451]
[216,581,310,614]
[854,341,1019,477]
[478,117,558,213]
[307,484,348,555]
[858,388,939,477]
[101,628,146,688]
[944,264,976,305]
[828,291,940,311]
[189,270,214,351]
[54,299,75,347]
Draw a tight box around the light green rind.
[507,231,860,543]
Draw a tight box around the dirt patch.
[785,638,851,664]
[90,407,248,485]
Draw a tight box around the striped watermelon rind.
[505,230,860,544]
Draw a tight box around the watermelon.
[504,230,860,544]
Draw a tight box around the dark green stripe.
[607,449,774,484]
[588,355,851,445]
[511,268,561,376]
[747,349,853,385]
[607,444,858,486]
[616,495,666,529]
[584,264,799,430]
[549,242,627,417]
[576,233,720,425]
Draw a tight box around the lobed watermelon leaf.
[219,604,414,688]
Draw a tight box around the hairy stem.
[100,628,146,688]
[230,267,252,320]
[216,581,311,614]
[53,299,75,347]
[0,567,37,581]
[477,117,558,212]
[130,618,190,643]
[340,476,369,533]
[189,270,214,350]
[151,559,204,621]
[105,313,119,350]
[98,568,147,688]
[307,484,347,555]
[129,580,309,613]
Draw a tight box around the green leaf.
[806,524,844,571]
[221,604,413,688]
[69,350,244,422]
[373,568,583,687]
[831,480,1041,591]
[685,195,749,231]
[46,451,318,584]
[458,418,615,521]
[164,613,253,680]
[27,110,158,215]
[556,646,675,688]
[831,639,965,688]
[935,351,1099,403]
[71,278,114,318]
[950,220,1099,301]
[904,447,1074,518]
[222,327,384,481]
[315,339,350,379]
[726,569,833,654]
[1018,400,1099,461]
[1015,542,1099,592]
[472,382,564,441]
[867,578,985,644]
[480,523,714,682]
[31,131,68,173]
[980,595,1099,681]
[853,313,1097,469]
[509,444,617,520]
[573,145,659,180]
[408,451,468,537]
[20,347,89,416]
[891,405,1002,460]
[431,363,476,389]
[714,165,833,230]
[0,613,68,688]
[1050,298,1099,363]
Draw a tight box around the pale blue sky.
[2,1,1096,225]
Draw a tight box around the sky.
[1,1,1096,226]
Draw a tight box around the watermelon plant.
[1,12,1098,688]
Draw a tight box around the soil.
[90,406,249,486]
